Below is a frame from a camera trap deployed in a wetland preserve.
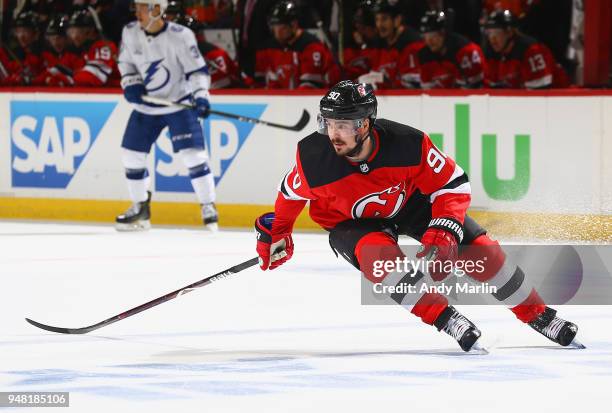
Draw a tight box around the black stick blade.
[25,318,92,335]
[289,109,310,131]
[253,109,311,132]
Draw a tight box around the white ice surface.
[0,222,611,412]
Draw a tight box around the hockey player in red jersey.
[0,11,44,86]
[254,80,580,352]
[484,9,569,89]
[48,8,120,87]
[343,0,380,82]
[170,14,242,89]
[254,0,340,89]
[418,10,485,89]
[361,0,422,89]
[33,15,85,86]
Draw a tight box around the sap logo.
[11,101,117,188]
[155,104,267,192]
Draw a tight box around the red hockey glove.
[45,71,74,87]
[416,217,464,281]
[255,212,294,271]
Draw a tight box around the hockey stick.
[25,257,259,334]
[142,95,311,132]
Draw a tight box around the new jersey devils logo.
[351,183,406,219]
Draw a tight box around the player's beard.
[332,133,369,158]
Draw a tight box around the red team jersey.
[343,41,380,81]
[272,119,471,235]
[32,48,84,86]
[372,28,424,89]
[418,32,485,89]
[38,39,119,87]
[485,33,569,89]
[255,31,340,89]
[72,39,120,87]
[199,41,240,89]
[0,45,44,85]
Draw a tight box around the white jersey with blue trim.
[118,21,211,115]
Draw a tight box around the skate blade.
[469,341,489,355]
[204,222,219,232]
[115,220,151,232]
[567,339,586,349]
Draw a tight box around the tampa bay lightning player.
[116,0,218,231]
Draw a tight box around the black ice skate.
[115,191,151,231]
[528,307,582,348]
[201,202,218,232]
[434,306,483,352]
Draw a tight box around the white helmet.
[134,0,169,14]
[134,0,168,30]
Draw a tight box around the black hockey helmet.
[268,0,298,26]
[172,14,199,31]
[372,0,401,16]
[68,8,96,29]
[355,0,376,27]
[484,9,517,30]
[13,10,39,29]
[420,10,447,33]
[319,80,377,125]
[46,14,69,36]
[165,0,183,15]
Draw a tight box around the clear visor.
[317,113,364,136]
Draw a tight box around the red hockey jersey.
[418,32,485,89]
[32,48,84,86]
[485,33,569,89]
[199,41,240,89]
[255,31,340,89]
[0,45,44,85]
[272,119,471,235]
[72,39,120,87]
[372,28,423,89]
[343,40,380,81]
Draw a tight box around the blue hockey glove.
[195,97,210,118]
[123,83,146,104]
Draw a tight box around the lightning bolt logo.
[143,59,170,92]
[144,59,164,85]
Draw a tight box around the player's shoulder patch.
[169,22,185,32]
[373,119,424,167]
[297,132,354,188]
[122,22,139,39]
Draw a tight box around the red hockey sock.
[411,292,449,325]
[510,289,546,323]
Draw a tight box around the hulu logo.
[429,104,530,201]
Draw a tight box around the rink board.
[0,89,610,239]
